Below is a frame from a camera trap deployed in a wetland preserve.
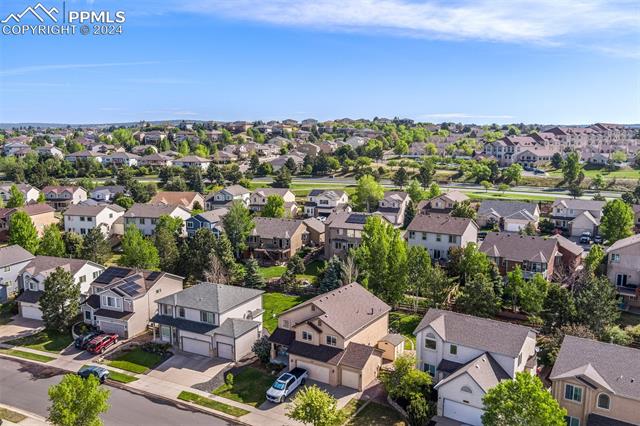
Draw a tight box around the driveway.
[147,352,230,387]
[0,316,43,342]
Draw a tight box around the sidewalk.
[0,403,49,426]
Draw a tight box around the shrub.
[225,372,234,387]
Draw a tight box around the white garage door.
[443,399,483,426]
[183,338,211,356]
[21,305,42,320]
[341,369,360,389]
[98,321,126,337]
[217,342,234,359]
[504,222,523,232]
[296,361,330,384]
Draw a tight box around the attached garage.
[341,369,360,389]
[183,337,211,356]
[443,399,483,426]
[20,304,43,320]
[296,361,330,384]
[98,320,127,337]
[216,342,233,360]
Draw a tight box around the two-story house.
[16,256,105,320]
[64,204,125,236]
[0,204,57,239]
[550,199,606,237]
[606,234,640,310]
[82,267,183,338]
[102,152,140,167]
[123,204,191,236]
[249,189,297,215]
[632,205,640,232]
[89,185,126,202]
[0,183,40,204]
[479,232,561,279]
[375,191,410,227]
[0,245,34,302]
[268,283,404,390]
[304,190,350,218]
[406,214,478,261]
[205,185,250,210]
[324,212,381,259]
[550,335,640,426]
[42,185,88,210]
[417,191,470,214]
[186,208,228,237]
[149,191,205,211]
[151,283,263,361]
[172,155,211,171]
[247,217,309,262]
[139,153,173,168]
[476,200,540,232]
[414,309,537,425]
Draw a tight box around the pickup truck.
[266,368,308,403]
[86,333,118,354]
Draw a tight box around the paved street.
[0,358,237,426]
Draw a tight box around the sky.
[0,0,639,125]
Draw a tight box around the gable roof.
[252,188,293,198]
[406,213,475,235]
[479,232,558,263]
[0,245,35,267]
[438,190,469,203]
[190,208,228,224]
[216,318,261,338]
[478,200,538,219]
[221,185,250,196]
[22,256,96,277]
[0,204,55,220]
[251,217,307,239]
[91,267,179,300]
[42,185,84,195]
[414,309,535,358]
[550,335,640,401]
[606,234,640,253]
[303,217,325,234]
[550,234,584,256]
[552,198,606,211]
[149,191,202,207]
[123,203,189,218]
[308,189,346,200]
[434,352,511,392]
[155,282,263,314]
[64,204,125,216]
[325,212,377,230]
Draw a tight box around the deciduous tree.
[354,174,384,212]
[38,224,66,257]
[119,225,159,270]
[9,211,39,253]
[599,199,634,243]
[222,201,255,258]
[7,184,25,208]
[48,374,110,426]
[287,385,346,426]
[40,267,80,332]
[262,194,285,218]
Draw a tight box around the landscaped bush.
[141,342,172,356]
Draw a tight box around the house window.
[84,311,91,320]
[422,232,427,240]
[282,319,290,329]
[518,353,523,366]
[3,266,9,272]
[302,331,312,341]
[448,235,457,244]
[178,307,185,318]
[597,394,610,410]
[78,275,86,283]
[461,386,472,394]
[565,416,580,426]
[29,281,37,291]
[200,311,214,324]
[409,231,415,239]
[139,218,146,225]
[564,384,583,403]
[436,234,442,242]
[105,296,118,308]
[425,334,437,350]
[422,363,436,376]
[611,254,620,263]
[449,344,457,355]
[326,335,337,346]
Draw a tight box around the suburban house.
[268,283,405,391]
[42,185,88,210]
[0,245,34,302]
[16,256,105,320]
[479,232,560,279]
[64,204,125,236]
[186,208,228,237]
[0,204,57,239]
[0,183,40,204]
[550,199,606,237]
[172,155,211,171]
[406,214,478,261]
[247,217,309,262]
[35,145,64,159]
[249,189,297,215]
[550,234,584,273]
[82,267,184,338]
[303,217,325,246]
[414,309,537,425]
[205,185,250,210]
[633,204,640,232]
[324,212,378,259]
[151,283,263,361]
[550,335,640,426]
[476,200,540,232]
[149,191,205,210]
[375,191,410,227]
[123,203,191,236]
[304,189,350,218]
[102,152,140,167]
[418,191,470,214]
[90,185,126,202]
[139,153,173,168]
[606,234,640,311]
[64,151,103,164]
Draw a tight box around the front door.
[160,325,171,342]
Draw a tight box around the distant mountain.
[0,120,218,130]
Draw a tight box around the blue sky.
[1,0,639,124]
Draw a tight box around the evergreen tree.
[40,267,80,332]
[244,257,266,289]
[272,166,292,188]
[81,228,111,265]
[37,224,66,257]
[456,273,500,317]
[8,211,39,254]
[403,200,416,228]
[319,256,343,293]
[541,284,577,333]
[63,231,84,258]
[574,274,620,335]
[185,166,204,193]
[392,167,409,188]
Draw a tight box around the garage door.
[296,361,330,384]
[216,342,234,360]
[341,369,360,389]
[98,321,126,337]
[504,222,523,232]
[183,338,211,356]
[21,305,42,320]
[443,399,483,426]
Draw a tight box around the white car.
[266,368,308,403]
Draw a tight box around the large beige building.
[606,234,640,310]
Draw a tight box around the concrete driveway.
[0,316,43,342]
[147,352,230,387]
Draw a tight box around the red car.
[86,333,118,354]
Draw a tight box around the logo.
[2,3,59,23]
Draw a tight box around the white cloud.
[178,0,640,54]
[0,61,160,77]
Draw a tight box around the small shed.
[378,333,405,361]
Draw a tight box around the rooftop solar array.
[345,214,368,224]
[94,267,131,284]
[118,280,143,297]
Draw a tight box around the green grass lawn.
[296,259,325,283]
[8,330,73,353]
[349,402,406,426]
[263,292,310,332]
[548,167,640,179]
[0,407,27,423]
[0,348,56,362]
[0,300,17,325]
[213,367,275,407]
[258,265,287,280]
[177,391,250,417]
[107,348,163,374]
[389,311,422,350]
[466,191,556,202]
[82,364,139,383]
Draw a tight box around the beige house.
[268,283,404,390]
[247,217,309,262]
[550,335,640,426]
[0,204,57,239]
[375,191,410,227]
[324,212,381,259]
[249,189,296,214]
[0,183,40,204]
[476,200,539,232]
[606,234,640,310]
[149,191,205,210]
[406,214,478,261]
[418,191,469,214]
[42,185,87,210]
[550,199,605,237]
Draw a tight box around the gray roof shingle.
[434,353,511,392]
[478,200,538,218]
[406,213,476,235]
[0,245,34,267]
[479,232,558,263]
[251,217,306,239]
[216,318,260,338]
[155,282,263,314]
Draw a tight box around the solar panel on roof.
[345,214,367,224]
[118,282,142,297]
[95,267,131,284]
[146,271,161,281]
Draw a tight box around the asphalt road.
[0,358,237,426]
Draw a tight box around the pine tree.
[40,267,80,332]
[244,257,266,289]
[319,256,343,293]
[7,184,25,208]
[81,228,111,265]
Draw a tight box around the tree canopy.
[48,374,110,426]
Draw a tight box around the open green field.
[465,191,557,202]
[548,167,640,179]
[258,265,287,279]
[263,292,310,332]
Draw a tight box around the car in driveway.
[593,235,603,244]
[266,368,308,403]
[86,333,118,354]
[579,232,592,244]
[77,365,109,383]
[74,330,103,349]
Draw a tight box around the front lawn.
[213,367,275,407]
[178,391,250,417]
[82,364,139,383]
[107,347,163,374]
[8,330,73,353]
[258,266,286,280]
[0,348,55,362]
[263,292,310,332]
[349,402,406,426]
[389,311,422,350]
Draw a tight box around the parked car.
[580,232,592,244]
[74,330,103,350]
[266,368,308,403]
[77,365,109,384]
[86,334,118,354]
[593,235,603,244]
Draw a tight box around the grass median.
[177,391,250,417]
[0,348,55,362]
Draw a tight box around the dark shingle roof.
[155,282,263,314]
[16,290,43,304]
[587,414,638,426]
[216,318,260,338]
[479,232,558,263]
[478,200,538,218]
[94,309,133,320]
[288,340,344,364]
[434,353,511,392]
[151,314,217,335]
[406,213,475,235]
[340,342,380,369]
[268,328,295,346]
[251,217,306,239]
